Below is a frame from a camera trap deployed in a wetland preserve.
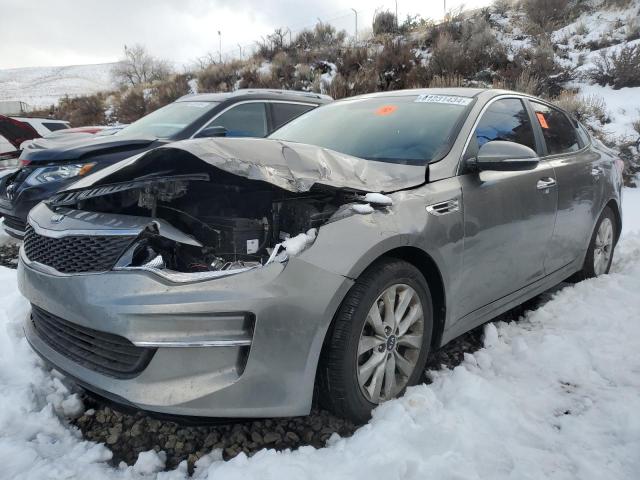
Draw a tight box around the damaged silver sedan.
[18,88,623,423]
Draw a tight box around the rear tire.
[318,258,433,424]
[571,206,617,282]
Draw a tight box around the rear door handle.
[537,177,556,190]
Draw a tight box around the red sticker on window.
[536,112,549,129]
[375,105,397,116]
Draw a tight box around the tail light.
[20,159,31,166]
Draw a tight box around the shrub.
[375,40,414,90]
[197,60,243,92]
[113,88,148,124]
[429,32,466,76]
[492,69,541,95]
[493,0,513,16]
[591,45,640,89]
[373,11,397,36]
[633,118,640,138]
[146,74,192,111]
[56,94,107,126]
[553,91,610,125]
[428,74,465,88]
[269,52,296,88]
[337,47,370,77]
[522,0,570,29]
[626,16,640,41]
[575,20,589,36]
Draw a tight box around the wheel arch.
[320,245,447,353]
[604,198,622,244]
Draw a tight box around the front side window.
[531,101,580,155]
[208,103,268,137]
[270,95,471,165]
[117,101,219,139]
[474,98,537,151]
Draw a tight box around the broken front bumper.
[18,249,353,417]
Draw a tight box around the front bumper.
[0,173,80,239]
[18,250,352,417]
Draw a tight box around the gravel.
[72,323,500,472]
[0,241,538,472]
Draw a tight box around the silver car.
[18,88,623,423]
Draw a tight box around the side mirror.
[469,140,539,171]
[194,125,228,139]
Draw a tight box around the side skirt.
[440,259,580,345]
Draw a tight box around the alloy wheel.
[356,283,424,403]
[593,217,613,276]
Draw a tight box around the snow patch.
[133,450,166,475]
[364,192,393,206]
[352,203,375,214]
[282,228,317,255]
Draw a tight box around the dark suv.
[0,89,331,238]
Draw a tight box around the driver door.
[454,97,558,321]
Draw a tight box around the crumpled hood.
[69,137,427,193]
[20,133,158,163]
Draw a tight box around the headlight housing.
[24,163,96,186]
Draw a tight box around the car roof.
[335,87,527,102]
[176,89,333,104]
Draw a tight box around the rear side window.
[474,98,537,151]
[42,122,69,131]
[271,103,315,131]
[209,103,268,137]
[530,102,580,155]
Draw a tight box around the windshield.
[270,95,472,165]
[116,101,219,138]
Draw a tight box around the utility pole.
[444,0,447,19]
[395,0,399,32]
[218,31,222,63]
[351,8,358,43]
[238,44,242,60]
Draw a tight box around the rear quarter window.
[271,103,315,131]
[42,122,69,132]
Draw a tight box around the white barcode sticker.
[415,94,472,105]
[247,239,259,254]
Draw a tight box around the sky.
[0,0,493,70]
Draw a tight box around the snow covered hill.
[1,189,639,479]
[0,63,118,109]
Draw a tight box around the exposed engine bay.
[45,151,386,278]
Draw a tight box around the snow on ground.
[1,190,640,479]
[578,83,640,140]
[0,63,118,109]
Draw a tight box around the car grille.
[23,224,136,274]
[30,305,156,378]
[2,214,26,234]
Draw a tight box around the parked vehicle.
[0,115,41,169]
[11,117,71,136]
[18,88,622,423]
[0,90,330,238]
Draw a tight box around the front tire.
[318,258,433,423]
[572,206,617,281]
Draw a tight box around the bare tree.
[111,44,172,87]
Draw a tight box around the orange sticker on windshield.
[375,105,397,116]
[536,112,549,129]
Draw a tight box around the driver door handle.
[537,177,557,190]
